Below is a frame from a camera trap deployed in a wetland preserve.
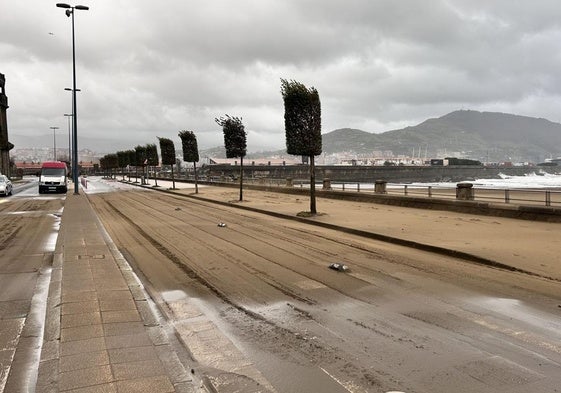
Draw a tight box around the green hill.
[322,110,561,163]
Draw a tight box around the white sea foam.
[405,171,561,189]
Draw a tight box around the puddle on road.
[162,289,188,303]
[471,296,561,334]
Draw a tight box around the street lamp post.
[50,126,60,160]
[64,87,80,175]
[64,113,72,162]
[56,3,89,195]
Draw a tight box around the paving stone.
[108,346,158,364]
[116,375,175,393]
[99,299,136,312]
[58,364,113,391]
[101,310,141,324]
[60,337,106,357]
[61,312,102,329]
[61,290,97,303]
[61,324,104,342]
[65,382,117,393]
[59,350,110,373]
[102,321,146,337]
[112,359,165,380]
[105,332,152,350]
[62,300,99,316]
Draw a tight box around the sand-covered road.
[88,185,561,393]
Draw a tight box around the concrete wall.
[201,164,559,183]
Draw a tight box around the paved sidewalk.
[36,192,200,393]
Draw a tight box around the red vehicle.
[38,161,68,194]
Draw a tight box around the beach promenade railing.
[237,178,561,207]
[157,174,561,208]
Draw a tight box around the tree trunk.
[171,164,176,190]
[194,161,198,194]
[154,166,159,187]
[310,154,316,214]
[239,156,244,201]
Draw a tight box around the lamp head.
[65,9,72,17]
[56,3,71,8]
[75,5,89,10]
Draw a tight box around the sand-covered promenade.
[129,180,561,282]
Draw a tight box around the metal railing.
[144,174,561,208]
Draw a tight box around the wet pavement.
[34,190,201,393]
[5,176,557,393]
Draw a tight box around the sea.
[395,171,561,190]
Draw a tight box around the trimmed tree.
[117,151,128,180]
[158,137,177,189]
[134,145,148,184]
[107,153,118,178]
[178,130,200,194]
[126,149,136,181]
[145,143,159,187]
[215,115,246,201]
[280,79,322,215]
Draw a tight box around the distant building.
[208,157,301,166]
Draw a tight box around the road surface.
[0,178,64,392]
[85,179,561,393]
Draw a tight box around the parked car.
[0,175,12,196]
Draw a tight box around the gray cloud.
[2,0,561,152]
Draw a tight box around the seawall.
[201,164,559,183]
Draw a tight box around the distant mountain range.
[321,110,561,163]
[203,110,561,163]
[11,110,561,163]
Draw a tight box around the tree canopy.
[280,79,322,156]
[158,137,176,165]
[145,143,159,166]
[178,130,200,162]
[215,115,246,159]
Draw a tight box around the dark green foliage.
[445,157,482,166]
[126,150,136,167]
[280,79,322,214]
[280,79,322,156]
[145,143,159,166]
[158,137,176,165]
[178,130,200,162]
[215,115,246,201]
[215,115,246,159]
[134,145,147,166]
[116,151,128,168]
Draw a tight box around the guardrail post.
[323,178,331,190]
[456,183,474,200]
[404,185,408,195]
[428,186,432,197]
[375,180,387,194]
[357,183,360,192]
[546,190,551,206]
[505,189,510,203]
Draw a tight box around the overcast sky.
[2,0,561,152]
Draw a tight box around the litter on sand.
[217,222,227,227]
[329,263,349,272]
